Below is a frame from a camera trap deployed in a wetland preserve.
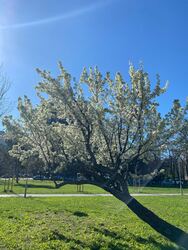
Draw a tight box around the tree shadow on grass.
[93,227,122,240]
[15,183,55,189]
[25,207,179,250]
[73,211,88,217]
[48,229,87,248]
[130,232,178,250]
[47,228,129,250]
[91,226,178,250]
[42,224,179,250]
[146,236,180,250]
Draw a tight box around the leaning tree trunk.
[112,190,188,249]
[54,180,188,249]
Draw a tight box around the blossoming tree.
[3,63,188,248]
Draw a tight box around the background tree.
[0,66,11,118]
[173,118,188,181]
[180,121,188,181]
[3,63,188,248]
[164,107,188,182]
[0,67,11,177]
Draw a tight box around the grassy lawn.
[0,179,107,194]
[129,186,188,194]
[0,178,188,195]
[0,196,187,249]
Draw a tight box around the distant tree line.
[1,135,188,186]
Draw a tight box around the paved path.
[0,193,187,198]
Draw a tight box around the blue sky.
[0,0,188,119]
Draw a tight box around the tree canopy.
[4,63,187,182]
[3,63,188,248]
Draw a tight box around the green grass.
[0,196,187,249]
[129,186,188,194]
[0,179,107,194]
[1,179,188,195]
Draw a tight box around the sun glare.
[0,1,112,30]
